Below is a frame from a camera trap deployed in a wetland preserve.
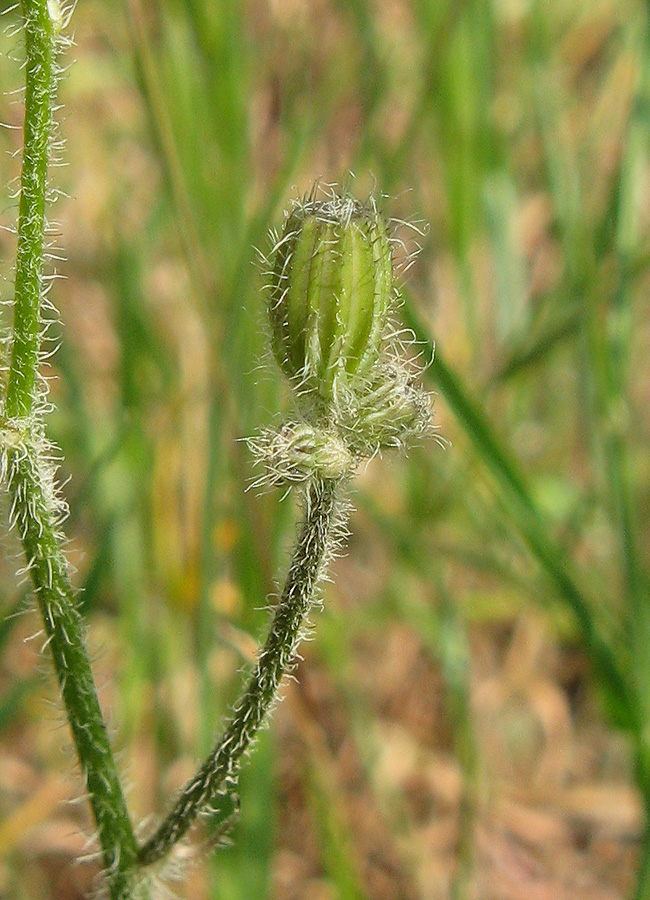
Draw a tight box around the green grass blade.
[401,296,635,729]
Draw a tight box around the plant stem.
[138,476,342,865]
[3,3,142,897]
[6,0,55,419]
[6,443,140,898]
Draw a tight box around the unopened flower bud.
[249,422,354,487]
[267,191,393,412]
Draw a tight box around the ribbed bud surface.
[267,193,393,407]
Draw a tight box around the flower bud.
[249,422,354,487]
[267,191,393,411]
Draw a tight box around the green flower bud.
[249,422,354,487]
[334,362,433,456]
[267,191,393,411]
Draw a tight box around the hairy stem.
[2,4,142,897]
[6,0,55,418]
[138,476,342,865]
[5,440,139,897]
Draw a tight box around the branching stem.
[3,30,425,890]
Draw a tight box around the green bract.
[267,192,393,410]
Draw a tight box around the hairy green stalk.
[3,434,140,897]
[6,0,56,418]
[139,475,342,864]
[139,186,434,866]
[2,3,141,897]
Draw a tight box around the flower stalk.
[139,185,435,863]
[139,476,343,864]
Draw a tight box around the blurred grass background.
[1,0,649,898]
